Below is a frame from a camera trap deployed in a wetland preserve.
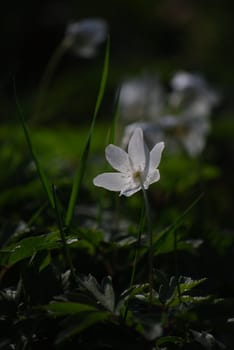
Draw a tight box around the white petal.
[128,127,149,172]
[93,172,129,192]
[149,142,164,171]
[105,144,131,173]
[144,169,160,189]
[121,184,141,197]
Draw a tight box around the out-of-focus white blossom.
[119,70,220,157]
[118,74,165,122]
[169,71,220,118]
[122,114,210,157]
[64,18,108,58]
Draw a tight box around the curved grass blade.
[52,184,76,282]
[32,41,68,123]
[107,86,120,144]
[14,81,54,208]
[65,36,110,226]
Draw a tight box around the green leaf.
[76,227,104,247]
[167,276,208,307]
[45,302,99,315]
[80,274,115,312]
[39,252,51,272]
[0,232,61,266]
[190,329,226,349]
[156,335,184,346]
[178,276,207,294]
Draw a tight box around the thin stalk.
[141,185,153,305]
[27,202,48,227]
[129,204,145,288]
[152,193,203,252]
[32,39,69,122]
[52,184,76,283]
[173,228,182,303]
[123,204,145,320]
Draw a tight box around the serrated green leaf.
[169,295,210,307]
[166,277,208,306]
[81,274,115,312]
[179,277,207,294]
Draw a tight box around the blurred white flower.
[118,74,165,122]
[93,128,164,197]
[64,18,108,58]
[122,114,210,157]
[119,71,220,157]
[169,71,220,118]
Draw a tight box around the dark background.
[1,0,234,124]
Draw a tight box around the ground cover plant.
[1,19,234,350]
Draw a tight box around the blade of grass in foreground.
[52,184,76,283]
[14,82,54,208]
[32,40,68,123]
[65,37,110,226]
[107,86,120,145]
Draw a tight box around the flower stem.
[141,185,153,305]
[129,204,145,288]
[173,228,182,303]
[123,204,145,320]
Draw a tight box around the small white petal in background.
[118,74,166,122]
[93,128,164,197]
[119,71,220,157]
[64,18,108,58]
[122,114,210,157]
[169,71,220,118]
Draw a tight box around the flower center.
[132,170,142,183]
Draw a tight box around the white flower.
[122,115,210,157]
[93,128,164,197]
[169,71,220,118]
[64,18,108,58]
[118,74,165,122]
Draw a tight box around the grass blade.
[65,36,110,226]
[52,184,76,282]
[32,41,68,123]
[107,86,120,144]
[14,82,54,208]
